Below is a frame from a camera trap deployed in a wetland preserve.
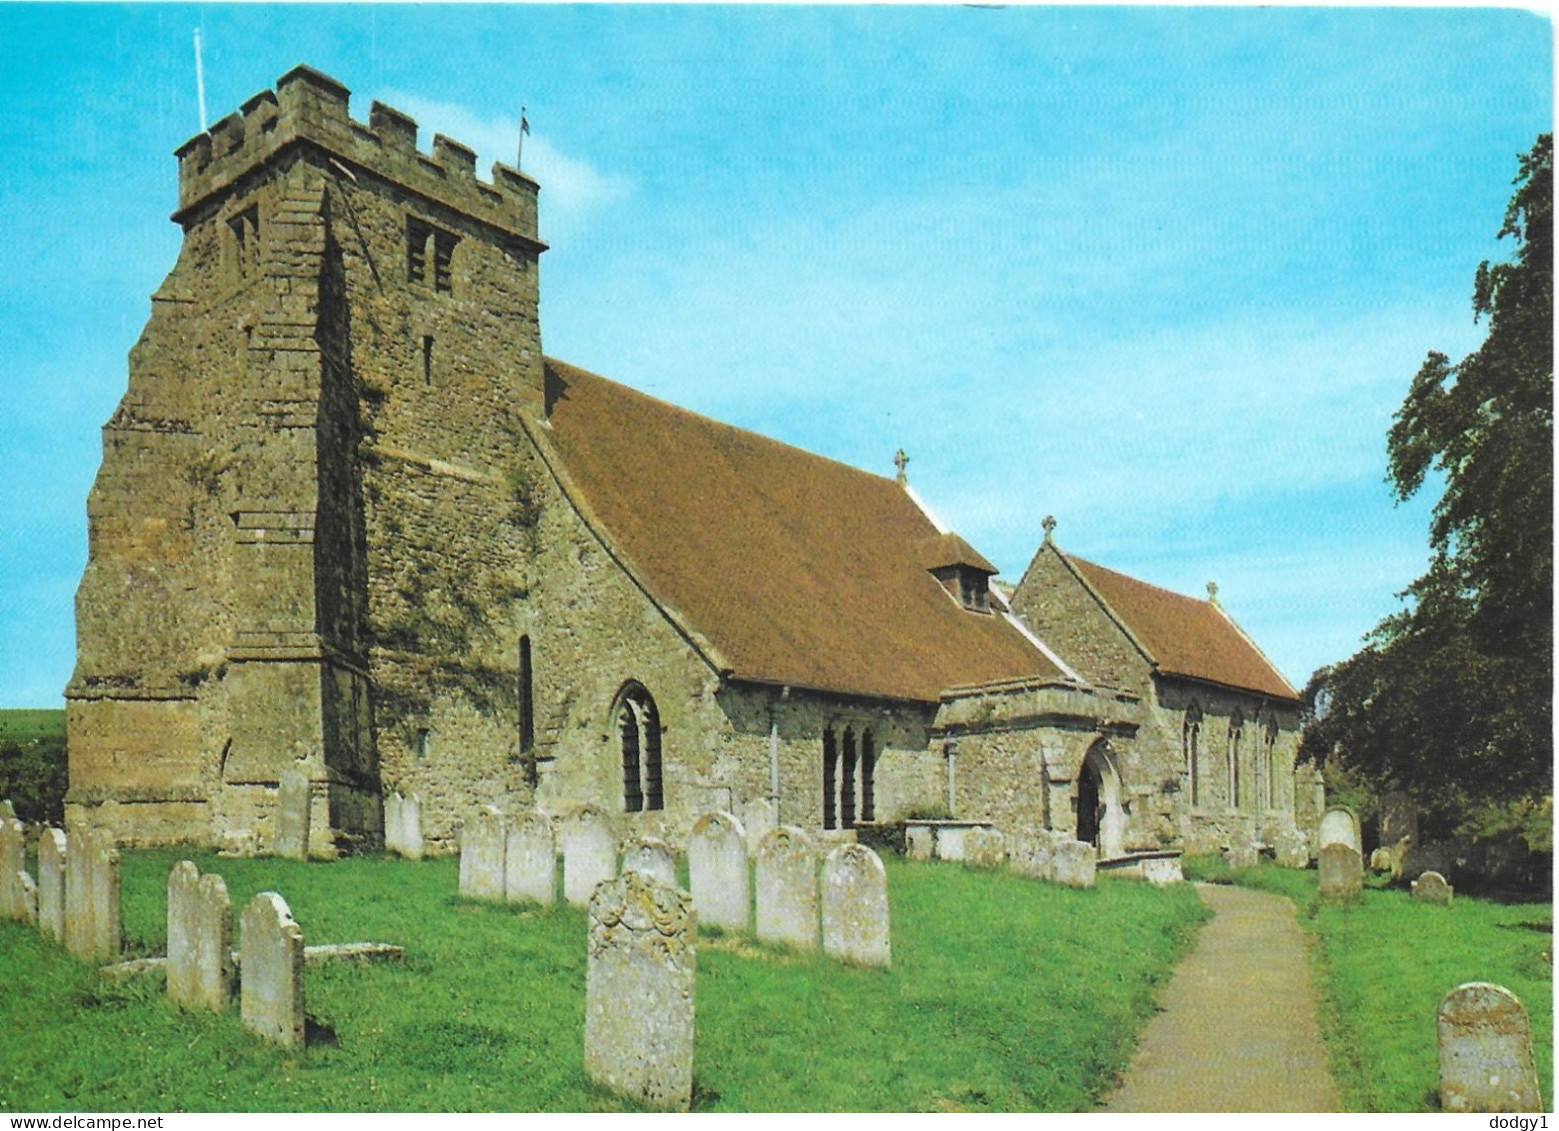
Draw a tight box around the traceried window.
[616,683,662,812]
[823,728,838,830]
[1263,716,1280,809]
[1184,701,1203,807]
[1227,708,1244,810]
[823,725,877,829]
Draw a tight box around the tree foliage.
[1302,135,1553,838]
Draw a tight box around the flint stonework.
[1438,983,1541,1112]
[240,891,306,1047]
[384,792,424,860]
[1317,842,1363,899]
[274,769,311,860]
[584,869,696,1111]
[1412,870,1454,906]
[504,810,556,906]
[38,828,66,942]
[167,861,235,1011]
[964,827,1007,869]
[1052,840,1097,889]
[688,811,749,933]
[563,805,617,908]
[755,826,818,950]
[621,836,677,887]
[459,805,507,901]
[821,844,890,968]
[1318,807,1361,853]
[1009,833,1055,880]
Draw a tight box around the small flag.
[521,111,530,136]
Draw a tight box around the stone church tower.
[67,67,546,851]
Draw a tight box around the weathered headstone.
[18,872,37,925]
[273,769,312,861]
[1141,854,1185,885]
[563,805,617,908]
[37,828,66,943]
[0,817,25,921]
[239,891,305,1047]
[964,827,1007,869]
[384,791,424,860]
[934,825,969,862]
[905,825,935,861]
[1317,841,1363,900]
[65,826,121,962]
[821,844,891,968]
[1224,840,1260,871]
[1412,869,1454,906]
[584,869,696,1111]
[1274,828,1310,869]
[1009,833,1055,880]
[458,805,507,901]
[688,811,749,933]
[1052,839,1097,889]
[167,861,234,1011]
[755,825,818,950]
[504,810,556,906]
[622,836,677,887]
[1318,806,1361,853]
[1368,846,1393,873]
[1438,983,1541,1112]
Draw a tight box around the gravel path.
[1101,882,1342,1112]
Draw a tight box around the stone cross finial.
[893,449,909,485]
[1206,580,1219,604]
[1042,515,1057,541]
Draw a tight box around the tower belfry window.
[228,205,260,280]
[407,216,458,294]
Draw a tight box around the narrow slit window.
[841,727,857,828]
[860,729,876,822]
[518,635,534,753]
[407,217,430,283]
[422,336,434,385]
[822,728,838,830]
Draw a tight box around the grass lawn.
[1185,854,1553,1112]
[0,851,1208,1112]
[0,709,65,744]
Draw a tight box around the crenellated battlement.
[173,65,542,246]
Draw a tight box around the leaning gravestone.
[37,828,66,943]
[0,816,26,921]
[905,826,935,861]
[688,811,749,933]
[65,826,120,962]
[167,861,234,1011]
[563,805,617,908]
[1318,806,1361,853]
[384,791,424,860]
[240,891,305,1047]
[1412,869,1454,906]
[1274,829,1310,869]
[584,869,696,1111]
[964,827,1007,869]
[505,810,556,906]
[1009,833,1055,880]
[621,836,677,887]
[273,769,312,861]
[1318,841,1363,900]
[458,805,507,902]
[1053,839,1097,889]
[821,844,891,968]
[1438,983,1541,1112]
[755,825,818,950]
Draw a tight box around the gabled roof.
[537,358,1063,703]
[1063,552,1298,702]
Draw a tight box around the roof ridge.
[1067,552,1211,608]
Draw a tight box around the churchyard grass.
[1184,854,1553,1111]
[0,849,1207,1112]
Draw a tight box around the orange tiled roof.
[1066,554,1298,701]
[539,358,1063,702]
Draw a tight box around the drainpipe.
[769,686,789,824]
[944,739,959,816]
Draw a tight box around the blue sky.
[0,5,1550,707]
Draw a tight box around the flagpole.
[517,106,527,170]
[194,28,208,133]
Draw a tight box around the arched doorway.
[1077,739,1126,859]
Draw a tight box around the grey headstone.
[65,827,120,962]
[1274,828,1311,869]
[1318,841,1363,899]
[905,825,934,861]
[1368,847,1394,873]
[38,828,66,943]
[562,805,617,908]
[964,827,1007,869]
[1224,841,1260,871]
[0,817,24,920]
[504,810,556,906]
[1318,807,1361,853]
[821,843,891,968]
[1412,869,1454,906]
[934,825,969,862]
[273,769,311,860]
[584,869,696,1111]
[239,891,305,1047]
[1009,833,1055,880]
[688,811,750,933]
[18,871,37,925]
[755,825,818,950]
[384,791,424,860]
[1142,855,1185,885]
[621,836,677,887]
[167,861,234,1011]
[1053,840,1097,889]
[1438,983,1541,1112]
[458,805,507,901]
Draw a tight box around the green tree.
[1302,135,1552,843]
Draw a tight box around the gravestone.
[384,791,424,860]
[65,826,120,962]
[1052,839,1097,889]
[755,825,818,950]
[1009,834,1055,880]
[563,805,617,908]
[934,825,969,862]
[584,869,696,1111]
[964,827,1007,869]
[1318,806,1361,853]
[688,811,749,933]
[905,826,934,861]
[821,844,891,968]
[1438,983,1541,1112]
[239,891,305,1047]
[167,861,234,1011]
[622,836,677,887]
[37,828,66,942]
[18,872,36,925]
[504,810,556,906]
[1274,829,1310,869]
[1368,847,1394,873]
[273,769,311,860]
[1224,841,1260,871]
[0,817,25,920]
[1141,854,1185,885]
[1317,841,1363,899]
[458,805,507,901]
[1412,870,1454,906]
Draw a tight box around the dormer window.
[924,531,997,614]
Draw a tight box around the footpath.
[1102,882,1341,1112]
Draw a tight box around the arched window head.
[1227,708,1244,809]
[614,682,663,813]
[1183,701,1203,807]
